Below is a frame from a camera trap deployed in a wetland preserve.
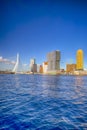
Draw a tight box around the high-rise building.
[47,50,60,71]
[30,58,37,73]
[76,49,84,70]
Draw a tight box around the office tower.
[66,64,76,74]
[30,58,37,73]
[76,49,84,70]
[47,50,60,71]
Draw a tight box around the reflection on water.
[74,76,86,99]
[0,74,87,129]
[75,76,83,87]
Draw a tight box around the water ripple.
[0,74,87,129]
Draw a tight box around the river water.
[0,74,87,130]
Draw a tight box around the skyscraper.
[76,49,84,70]
[47,50,60,71]
[30,58,37,73]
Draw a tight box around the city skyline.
[0,0,87,70]
[0,49,87,71]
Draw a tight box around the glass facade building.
[47,50,60,71]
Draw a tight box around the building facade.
[39,65,43,73]
[66,64,76,74]
[30,59,37,73]
[43,62,48,73]
[47,50,60,71]
[76,49,84,70]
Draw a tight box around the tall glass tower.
[47,50,60,71]
[76,49,84,70]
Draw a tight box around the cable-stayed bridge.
[12,53,23,73]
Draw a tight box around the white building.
[43,62,48,74]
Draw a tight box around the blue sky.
[0,0,87,70]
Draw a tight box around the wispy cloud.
[0,56,15,64]
[0,56,3,60]
[23,64,28,66]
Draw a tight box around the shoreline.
[0,71,87,76]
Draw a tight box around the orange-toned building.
[66,64,76,74]
[39,65,43,73]
[76,49,84,70]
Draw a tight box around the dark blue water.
[0,74,87,130]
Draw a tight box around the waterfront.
[0,74,87,130]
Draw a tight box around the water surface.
[0,74,87,130]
